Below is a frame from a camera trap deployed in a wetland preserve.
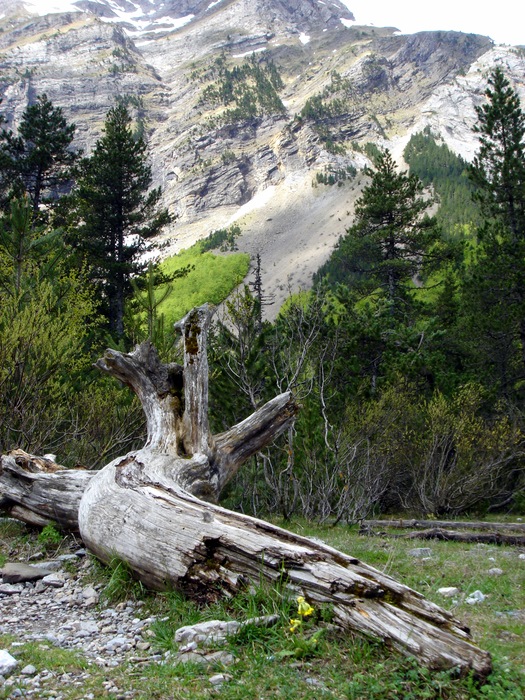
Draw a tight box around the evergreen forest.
[1,66,525,523]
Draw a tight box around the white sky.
[341,1,525,47]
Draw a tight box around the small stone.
[466,590,486,604]
[21,664,37,676]
[105,636,130,652]
[519,554,525,560]
[0,583,24,595]
[408,548,433,558]
[41,573,65,589]
[488,568,504,576]
[28,552,44,561]
[2,561,52,583]
[437,587,459,597]
[79,620,99,635]
[82,586,99,600]
[0,650,18,677]
[38,561,63,572]
[136,642,150,651]
[209,673,232,687]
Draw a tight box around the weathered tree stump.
[0,304,492,678]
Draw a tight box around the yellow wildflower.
[297,596,314,617]
[289,618,302,633]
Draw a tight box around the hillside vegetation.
[1,67,525,524]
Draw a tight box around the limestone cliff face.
[1,1,524,304]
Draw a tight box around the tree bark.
[402,528,525,547]
[363,519,525,532]
[0,304,492,678]
[0,449,93,531]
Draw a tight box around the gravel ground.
[0,547,163,699]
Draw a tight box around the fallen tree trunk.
[0,450,93,531]
[0,304,492,678]
[363,519,525,533]
[402,528,525,547]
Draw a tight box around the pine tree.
[0,94,77,217]
[468,66,525,242]
[464,68,525,396]
[69,103,171,339]
[322,149,439,318]
[0,195,62,296]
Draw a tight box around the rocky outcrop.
[1,1,525,306]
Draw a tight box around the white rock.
[0,583,24,595]
[466,590,486,604]
[519,554,525,560]
[105,636,130,652]
[174,619,241,646]
[41,573,65,588]
[209,672,232,686]
[21,664,37,675]
[487,568,504,576]
[82,586,99,601]
[408,548,433,558]
[437,587,459,597]
[0,650,18,677]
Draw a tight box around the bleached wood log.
[363,518,525,532]
[403,528,525,546]
[0,450,93,531]
[78,457,491,677]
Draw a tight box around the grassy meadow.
[1,517,524,699]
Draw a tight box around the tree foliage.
[462,67,525,396]
[404,128,480,236]
[318,149,439,317]
[68,103,171,338]
[469,66,525,240]
[0,94,77,218]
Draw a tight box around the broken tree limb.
[0,450,93,531]
[402,528,525,547]
[0,304,492,678]
[175,305,213,456]
[362,519,525,533]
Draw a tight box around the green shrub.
[38,523,63,550]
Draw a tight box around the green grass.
[156,246,250,325]
[1,518,525,698]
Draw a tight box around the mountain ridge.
[1,0,524,313]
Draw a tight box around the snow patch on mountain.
[22,0,195,36]
[24,0,80,14]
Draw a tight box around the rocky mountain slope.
[1,0,525,311]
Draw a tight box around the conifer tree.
[468,66,525,241]
[324,149,439,318]
[69,103,171,339]
[464,68,525,395]
[0,94,77,217]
